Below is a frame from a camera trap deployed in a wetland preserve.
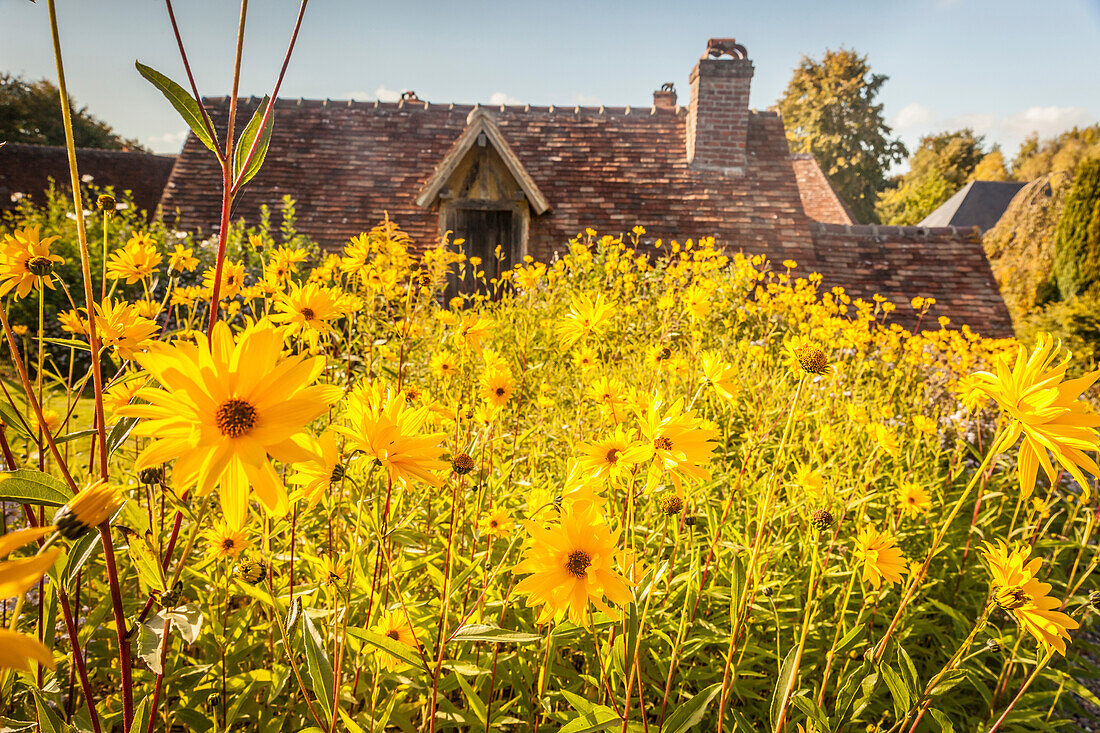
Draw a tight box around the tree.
[875,129,988,225]
[777,48,907,223]
[1052,156,1100,299]
[0,72,145,150]
[1012,126,1100,182]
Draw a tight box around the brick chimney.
[686,39,753,174]
[653,82,677,110]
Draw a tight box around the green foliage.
[875,129,989,225]
[0,73,145,151]
[1018,285,1100,372]
[1052,156,1100,299]
[1012,125,1100,182]
[777,48,907,224]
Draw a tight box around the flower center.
[27,256,54,276]
[566,550,591,578]
[495,387,506,396]
[215,398,258,438]
[797,346,829,374]
[605,448,621,465]
[300,307,315,320]
[221,538,236,550]
[995,585,1029,611]
[387,629,401,641]
[489,519,499,528]
[654,436,673,451]
[330,464,346,483]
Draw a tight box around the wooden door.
[447,207,514,298]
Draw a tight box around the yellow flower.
[93,298,160,361]
[122,319,342,529]
[557,293,613,349]
[870,423,899,456]
[314,554,347,586]
[11,324,27,336]
[0,226,63,299]
[455,313,494,351]
[430,350,458,380]
[58,308,87,335]
[204,522,251,560]
[168,244,199,273]
[972,335,1100,498]
[0,526,60,599]
[982,541,1079,655]
[30,408,61,435]
[103,376,147,415]
[54,480,122,539]
[912,415,937,437]
[202,259,246,300]
[287,431,343,509]
[577,429,648,484]
[793,464,825,500]
[513,503,633,625]
[897,482,932,517]
[853,526,906,590]
[785,335,832,376]
[371,609,419,671]
[106,233,162,283]
[701,352,739,404]
[480,365,515,410]
[574,346,599,370]
[0,629,55,672]
[640,397,720,490]
[336,391,448,488]
[271,282,343,345]
[480,508,514,538]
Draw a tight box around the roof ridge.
[197,96,685,116]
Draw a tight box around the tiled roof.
[918,180,1027,232]
[159,97,816,265]
[0,142,175,220]
[790,153,855,225]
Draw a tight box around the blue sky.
[2,0,1098,163]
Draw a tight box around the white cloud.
[1000,106,1095,139]
[574,92,600,106]
[489,91,522,105]
[143,130,187,154]
[339,85,401,102]
[891,102,933,131]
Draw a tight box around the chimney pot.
[653,82,677,109]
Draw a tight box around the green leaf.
[559,690,621,733]
[107,417,140,456]
[0,401,32,438]
[135,61,218,154]
[62,531,101,590]
[928,708,955,733]
[128,695,151,733]
[32,689,74,733]
[453,671,487,727]
[343,626,425,671]
[663,682,722,733]
[450,623,541,644]
[789,694,829,729]
[769,646,800,731]
[40,337,91,352]
[300,611,335,721]
[0,469,71,506]
[834,623,866,655]
[232,96,274,189]
[880,665,910,722]
[119,527,166,594]
[55,428,97,445]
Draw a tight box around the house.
[919,180,1028,233]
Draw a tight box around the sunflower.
[784,334,832,376]
[271,282,343,346]
[204,522,251,560]
[513,503,632,625]
[972,335,1100,498]
[30,408,61,435]
[57,309,88,335]
[168,244,199,274]
[120,319,342,529]
[106,233,162,283]
[93,298,160,361]
[0,225,64,298]
[430,351,458,380]
[104,376,148,415]
[585,376,628,423]
[287,431,344,509]
[640,397,720,490]
[455,313,494,351]
[577,429,647,484]
[480,365,514,410]
[557,293,613,349]
[982,541,1079,655]
[53,480,123,539]
[480,508,514,538]
[0,629,54,672]
[897,482,932,517]
[314,554,347,586]
[853,526,906,590]
[267,245,309,280]
[371,609,419,671]
[792,464,825,500]
[336,390,448,488]
[202,259,246,300]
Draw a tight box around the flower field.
[1,205,1099,732]
[3,3,1100,732]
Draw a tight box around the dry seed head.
[797,345,829,375]
[810,508,834,531]
[986,639,1001,653]
[452,452,476,475]
[139,466,165,485]
[658,493,684,516]
[96,194,116,215]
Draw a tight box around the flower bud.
[96,194,116,216]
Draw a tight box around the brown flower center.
[566,550,591,578]
[300,307,315,320]
[797,345,829,374]
[387,629,401,641]
[215,398,258,438]
[995,585,1029,611]
[605,448,621,465]
[654,436,673,451]
[489,519,499,528]
[221,538,236,550]
[495,387,506,397]
[27,256,54,276]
